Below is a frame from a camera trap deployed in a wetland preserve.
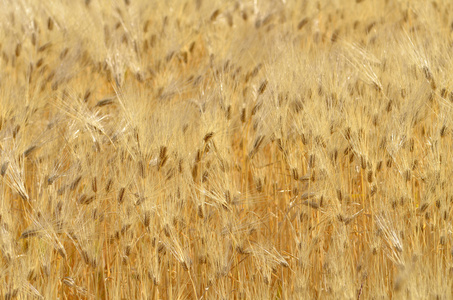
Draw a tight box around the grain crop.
[0,0,452,299]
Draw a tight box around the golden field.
[0,0,452,298]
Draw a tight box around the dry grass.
[0,0,452,299]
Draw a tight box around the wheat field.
[0,0,452,299]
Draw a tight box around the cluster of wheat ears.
[0,0,452,299]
